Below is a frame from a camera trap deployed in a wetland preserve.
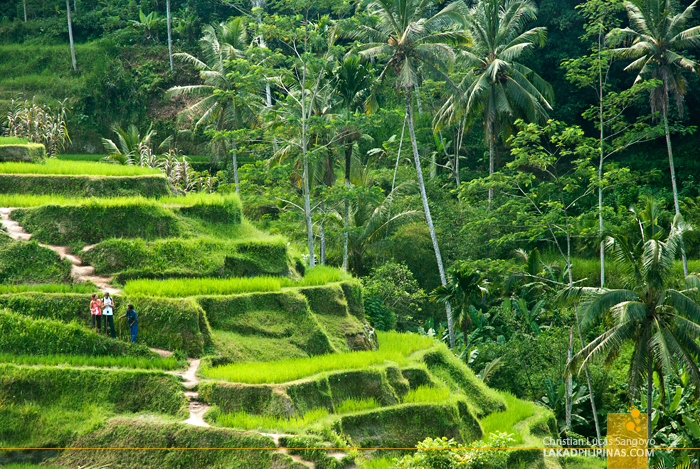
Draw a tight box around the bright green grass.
[0,354,183,370]
[0,159,162,176]
[335,397,381,414]
[1,464,68,469]
[122,266,350,298]
[358,456,393,469]
[479,391,538,445]
[201,331,436,384]
[0,136,29,145]
[402,385,452,404]
[58,154,107,161]
[124,276,284,297]
[216,408,329,432]
[0,283,94,294]
[0,192,238,207]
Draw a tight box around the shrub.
[362,261,426,330]
[364,296,396,331]
[0,310,153,357]
[0,239,72,284]
[393,433,515,469]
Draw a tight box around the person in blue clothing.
[118,304,138,343]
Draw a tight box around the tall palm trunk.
[488,118,495,207]
[565,326,573,430]
[647,357,653,442]
[166,0,173,71]
[320,201,326,265]
[24,0,27,21]
[404,87,455,348]
[662,86,688,276]
[342,142,352,271]
[302,124,315,268]
[66,0,76,71]
[598,37,605,287]
[231,139,240,194]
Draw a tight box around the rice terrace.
[4,0,700,468]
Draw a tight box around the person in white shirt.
[102,292,115,338]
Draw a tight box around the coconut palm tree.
[165,18,257,193]
[334,54,373,271]
[608,0,700,277]
[564,202,700,442]
[353,0,468,348]
[438,0,552,206]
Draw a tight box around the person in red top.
[90,293,102,333]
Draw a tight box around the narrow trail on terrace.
[0,207,121,294]
[158,348,210,428]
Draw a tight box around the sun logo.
[626,407,643,433]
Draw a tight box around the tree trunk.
[302,125,315,268]
[598,29,605,288]
[166,0,173,72]
[231,139,239,194]
[565,326,573,431]
[647,357,653,442]
[662,104,688,276]
[24,0,27,21]
[488,118,495,207]
[404,87,455,348]
[342,142,352,271]
[320,204,326,266]
[66,0,76,71]
[73,0,76,12]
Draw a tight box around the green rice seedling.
[0,194,79,207]
[58,154,107,161]
[1,465,68,469]
[479,391,537,444]
[0,159,161,176]
[0,136,29,145]
[0,283,94,294]
[216,408,329,432]
[124,276,283,297]
[0,353,183,370]
[335,397,381,414]
[280,265,352,288]
[201,331,436,384]
[402,385,452,404]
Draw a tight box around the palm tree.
[353,0,468,348]
[438,0,552,206]
[564,202,700,442]
[334,55,372,271]
[66,0,76,71]
[166,18,257,194]
[608,0,700,277]
[101,124,156,165]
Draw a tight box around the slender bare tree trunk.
[662,91,688,276]
[166,0,173,71]
[231,139,239,194]
[73,0,76,12]
[320,203,326,265]
[405,87,455,348]
[66,0,76,71]
[598,39,605,287]
[342,142,352,271]
[24,0,27,21]
[565,326,573,430]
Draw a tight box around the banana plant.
[541,377,589,435]
[503,297,546,337]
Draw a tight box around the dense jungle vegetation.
[5,0,700,466]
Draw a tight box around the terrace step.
[0,207,121,294]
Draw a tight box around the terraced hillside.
[0,154,563,469]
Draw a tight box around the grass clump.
[124,276,283,297]
[0,353,182,370]
[335,397,381,414]
[402,385,452,404]
[0,239,72,284]
[201,331,435,384]
[479,391,537,445]
[0,159,161,176]
[215,408,329,432]
[0,283,93,294]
